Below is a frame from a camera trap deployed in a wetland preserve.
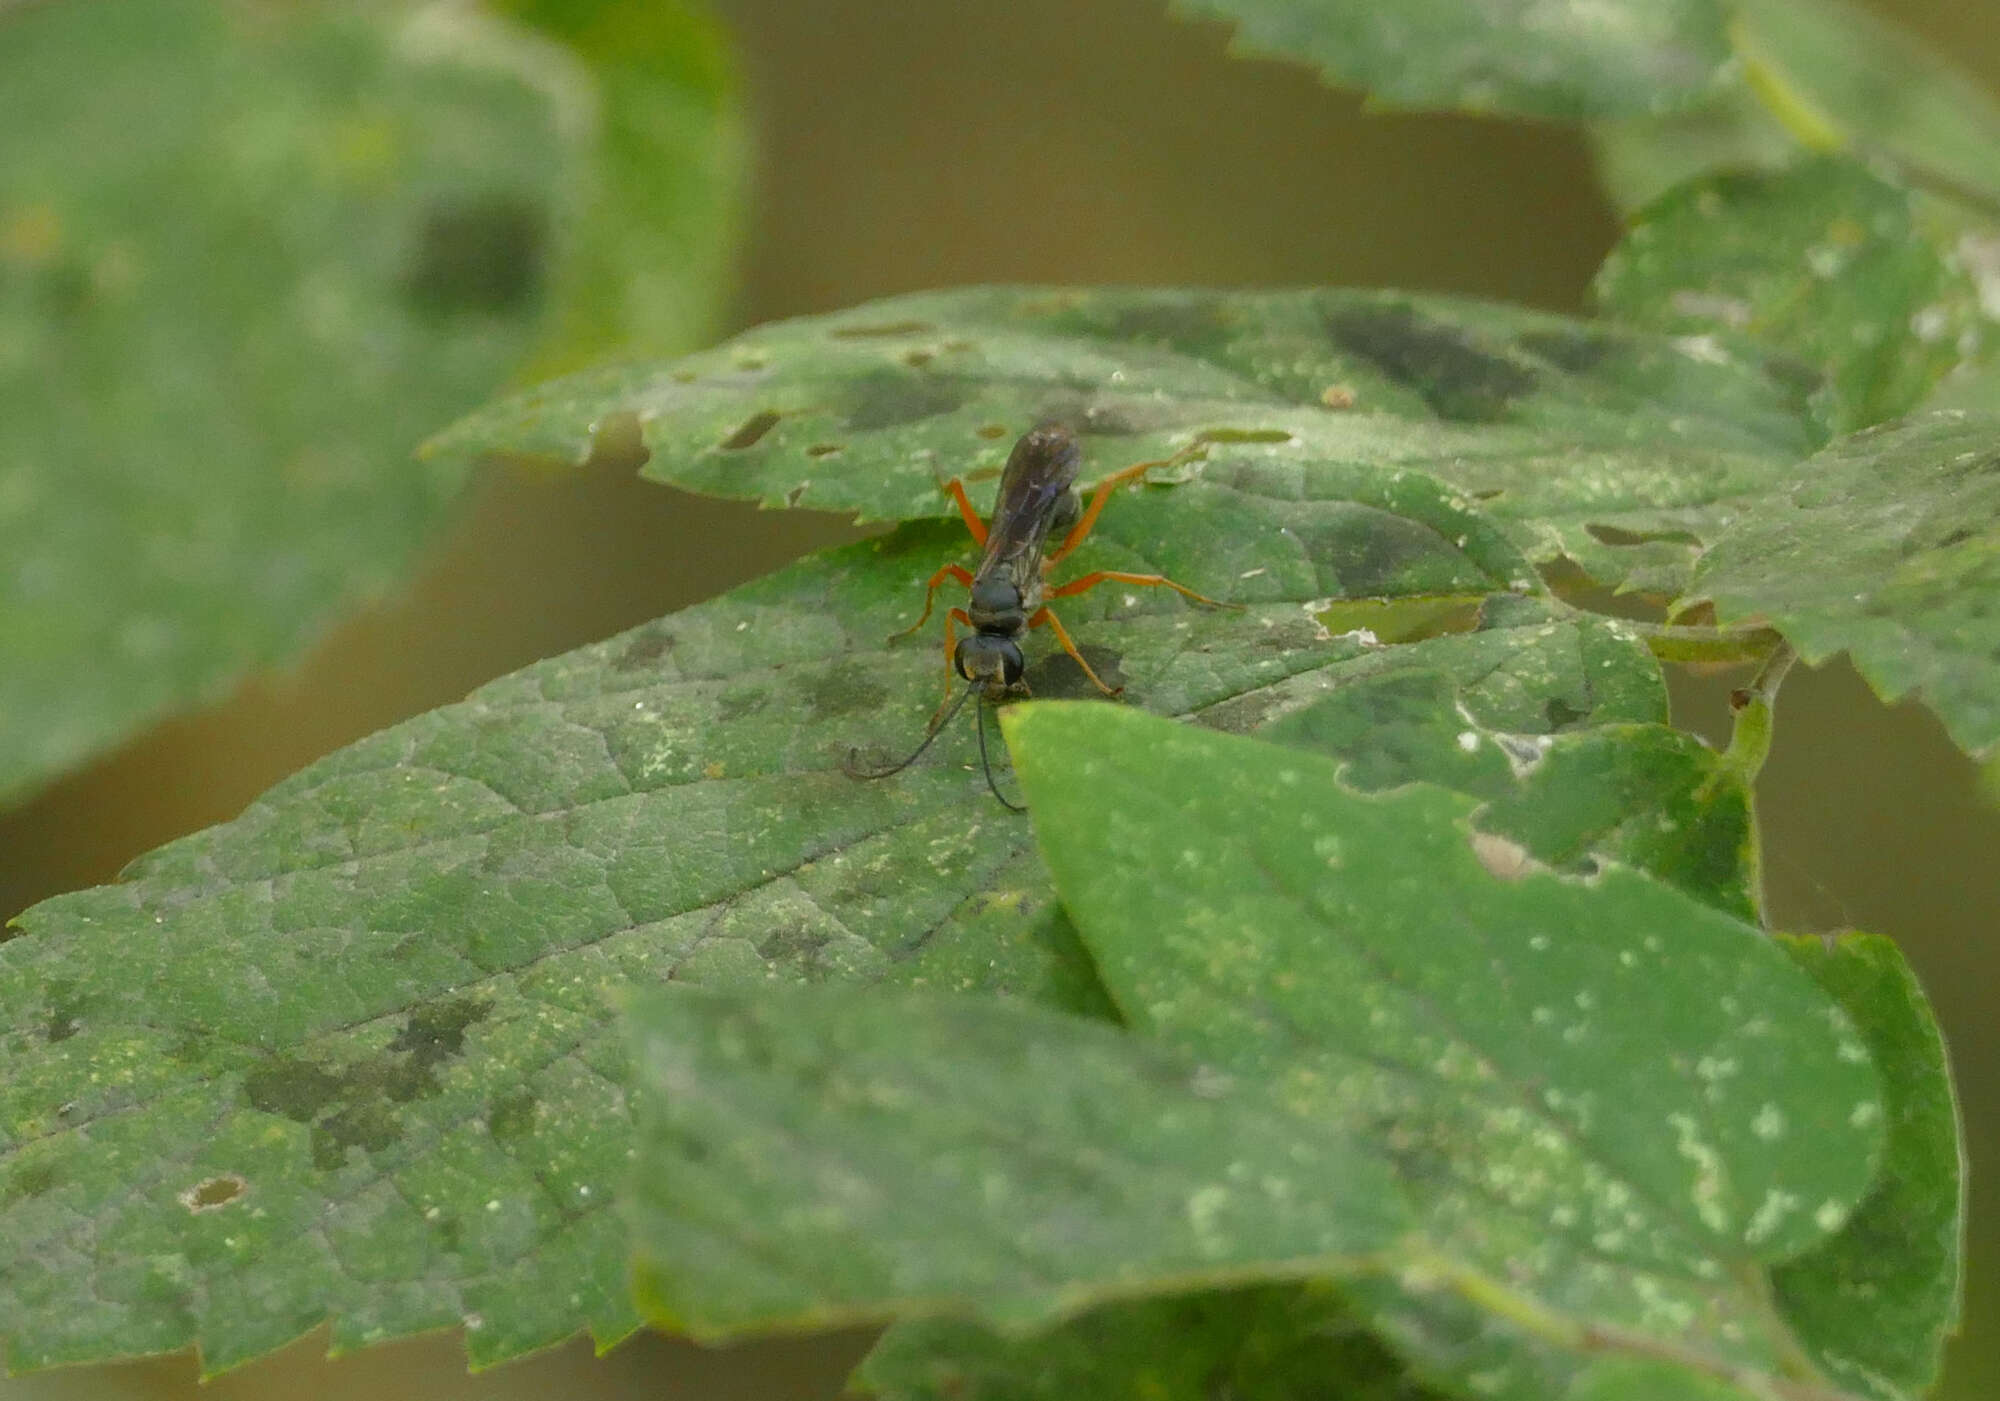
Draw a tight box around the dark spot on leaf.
[1761,351,1825,399]
[180,1174,247,1211]
[806,442,844,457]
[33,259,93,319]
[615,625,675,672]
[43,981,83,1042]
[720,410,781,450]
[1517,327,1619,374]
[716,686,768,722]
[385,996,490,1101]
[844,373,965,430]
[1326,303,1535,422]
[1195,427,1294,444]
[786,483,810,506]
[976,423,1010,440]
[4,1160,57,1205]
[1469,487,1502,500]
[1544,696,1587,730]
[314,1101,401,1170]
[1102,295,1233,346]
[403,192,547,315]
[902,349,933,368]
[829,319,936,338]
[758,922,831,968]
[1934,526,1975,548]
[434,1214,463,1252]
[1022,645,1123,699]
[670,368,698,383]
[805,660,888,719]
[243,1056,344,1123]
[488,1090,538,1143]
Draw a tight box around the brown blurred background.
[3,0,1996,1396]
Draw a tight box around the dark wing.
[978,423,1081,581]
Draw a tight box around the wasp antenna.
[974,694,1027,813]
[844,683,976,780]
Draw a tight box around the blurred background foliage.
[1,0,1996,1397]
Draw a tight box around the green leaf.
[1166,0,1731,120]
[1590,0,2000,211]
[0,0,739,805]
[1687,411,2000,761]
[424,286,1823,596]
[1257,670,1758,920]
[0,467,1667,1376]
[624,985,1414,1333]
[1772,934,1964,1400]
[1594,156,1993,435]
[854,1288,1449,1401]
[1004,702,1886,1401]
[491,0,746,376]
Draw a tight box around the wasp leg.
[890,562,976,641]
[1027,606,1121,697]
[1045,568,1238,610]
[942,478,989,546]
[934,607,977,721]
[1045,442,1206,566]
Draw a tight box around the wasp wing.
[977,424,1081,586]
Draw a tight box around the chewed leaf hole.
[829,319,936,338]
[1195,427,1295,445]
[1315,595,1485,645]
[180,1174,247,1212]
[1585,522,1701,547]
[585,411,650,472]
[719,410,781,451]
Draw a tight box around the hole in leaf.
[1195,427,1294,444]
[720,411,781,451]
[180,1174,248,1212]
[829,319,936,338]
[786,483,810,506]
[1584,522,1701,547]
[584,411,649,472]
[1314,595,1485,645]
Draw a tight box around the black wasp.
[846,422,1232,810]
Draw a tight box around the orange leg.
[1028,606,1121,697]
[890,562,975,641]
[931,607,976,719]
[942,478,988,546]
[1046,442,1205,566]
[1045,568,1235,609]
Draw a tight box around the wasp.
[846,422,1233,809]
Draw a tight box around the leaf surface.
[1004,702,1885,1400]
[1595,156,1993,434]
[1772,934,1964,1400]
[1687,411,2000,760]
[625,985,1414,1332]
[1167,0,1730,120]
[0,461,1665,1373]
[0,0,738,804]
[425,286,1823,596]
[1590,0,2000,211]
